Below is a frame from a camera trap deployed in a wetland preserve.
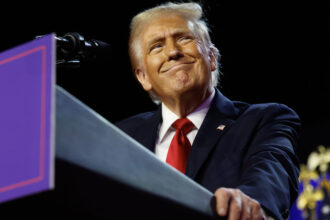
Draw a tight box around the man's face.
[135,14,216,103]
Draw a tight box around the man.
[117,2,300,220]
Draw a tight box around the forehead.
[140,14,194,39]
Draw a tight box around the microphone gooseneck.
[52,32,111,68]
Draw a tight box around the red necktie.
[166,118,194,173]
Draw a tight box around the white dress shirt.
[155,89,215,162]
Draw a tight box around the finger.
[250,199,264,220]
[228,190,243,220]
[214,188,231,216]
[240,197,252,220]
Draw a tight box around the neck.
[162,88,213,117]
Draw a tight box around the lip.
[160,61,194,73]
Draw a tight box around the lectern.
[0,35,220,219]
[54,86,219,219]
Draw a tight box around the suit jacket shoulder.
[116,111,156,133]
[116,110,162,152]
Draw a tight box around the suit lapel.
[185,90,239,179]
[138,107,162,153]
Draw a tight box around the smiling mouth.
[160,62,194,73]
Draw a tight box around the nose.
[165,39,183,60]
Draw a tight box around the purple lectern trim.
[0,46,46,193]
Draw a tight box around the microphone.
[56,32,111,62]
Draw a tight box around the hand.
[214,187,267,220]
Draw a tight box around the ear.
[208,49,217,71]
[135,68,152,91]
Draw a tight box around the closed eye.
[178,35,193,44]
[149,43,163,53]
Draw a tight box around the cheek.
[186,41,202,55]
[192,40,208,55]
[186,43,209,65]
[146,55,163,72]
[191,48,212,83]
[189,47,212,73]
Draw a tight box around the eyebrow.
[146,35,165,48]
[146,29,192,48]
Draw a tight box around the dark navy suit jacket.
[116,89,301,219]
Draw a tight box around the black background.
[0,0,328,218]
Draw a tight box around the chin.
[171,81,193,92]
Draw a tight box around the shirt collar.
[158,89,215,143]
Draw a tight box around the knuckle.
[214,188,226,196]
[233,189,241,196]
[233,197,242,209]
[254,202,261,210]
[216,187,232,196]
[215,187,225,194]
[250,199,261,209]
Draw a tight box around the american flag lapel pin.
[217,124,226,131]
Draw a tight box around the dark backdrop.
[1,0,328,168]
[0,0,328,218]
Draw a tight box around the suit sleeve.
[237,104,301,220]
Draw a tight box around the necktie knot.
[172,118,194,135]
